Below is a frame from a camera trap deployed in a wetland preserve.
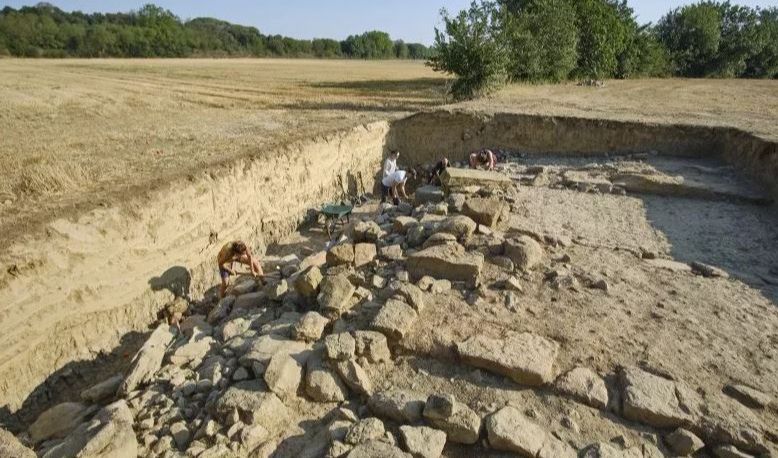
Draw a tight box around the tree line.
[430,0,778,99]
[0,3,433,59]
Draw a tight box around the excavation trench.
[1,109,777,427]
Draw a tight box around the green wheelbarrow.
[320,202,353,238]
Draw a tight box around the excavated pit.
[1,110,777,456]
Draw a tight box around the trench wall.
[389,110,778,199]
[0,122,389,412]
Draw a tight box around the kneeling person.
[217,241,263,297]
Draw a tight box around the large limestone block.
[41,401,137,458]
[463,198,507,228]
[457,333,559,386]
[306,352,348,403]
[117,324,175,396]
[407,243,483,287]
[294,266,324,300]
[240,334,308,366]
[335,359,373,396]
[425,402,481,445]
[347,441,412,458]
[327,243,355,266]
[415,185,445,205]
[620,367,693,428]
[169,336,215,367]
[371,299,419,340]
[264,353,304,400]
[354,243,377,268]
[318,274,357,318]
[292,311,330,342]
[440,168,511,192]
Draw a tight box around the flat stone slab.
[457,333,559,386]
[425,401,481,445]
[213,381,290,433]
[463,197,507,228]
[399,425,446,458]
[407,243,483,287]
[368,390,427,423]
[645,258,693,273]
[486,406,575,458]
[620,367,694,428]
[317,274,357,318]
[415,185,445,205]
[441,168,512,192]
[240,334,308,366]
[554,367,609,410]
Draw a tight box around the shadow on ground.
[0,330,149,434]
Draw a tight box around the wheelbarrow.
[320,202,353,238]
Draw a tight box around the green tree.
[394,40,410,59]
[312,38,341,57]
[407,43,430,59]
[714,2,761,77]
[501,0,579,82]
[429,1,509,100]
[747,7,778,77]
[657,2,722,77]
[573,0,632,79]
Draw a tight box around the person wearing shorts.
[217,241,263,297]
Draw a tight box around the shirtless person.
[469,149,496,171]
[217,241,263,297]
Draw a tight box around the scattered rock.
[387,282,426,311]
[504,236,544,271]
[371,299,419,340]
[644,259,692,273]
[463,198,506,228]
[380,245,405,261]
[318,274,357,318]
[422,232,458,249]
[264,353,304,400]
[424,394,457,421]
[447,193,466,213]
[345,418,385,445]
[424,400,481,445]
[347,440,411,458]
[723,384,772,409]
[406,225,427,248]
[41,400,137,458]
[335,359,373,396]
[306,351,349,403]
[415,185,445,205]
[170,421,191,449]
[213,381,290,433]
[354,221,383,243]
[29,402,95,443]
[665,428,705,456]
[399,425,446,458]
[486,406,575,457]
[328,243,356,266]
[118,324,175,396]
[324,332,357,361]
[170,336,216,367]
[80,374,123,403]
[295,266,324,300]
[457,333,559,386]
[407,243,483,287]
[713,445,755,458]
[554,367,609,410]
[436,215,477,242]
[240,424,270,452]
[292,311,330,342]
[368,390,427,423]
[354,331,392,363]
[241,334,308,366]
[394,216,419,234]
[354,243,378,268]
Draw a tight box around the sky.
[2,0,777,45]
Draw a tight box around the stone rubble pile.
[5,166,774,458]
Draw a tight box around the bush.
[573,0,633,79]
[657,3,722,77]
[747,7,778,78]
[618,25,671,77]
[429,1,509,100]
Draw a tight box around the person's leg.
[219,269,230,298]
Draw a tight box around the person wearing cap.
[217,240,263,297]
[382,169,416,205]
[381,150,400,202]
[469,149,496,171]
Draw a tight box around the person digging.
[217,241,263,298]
[382,169,417,205]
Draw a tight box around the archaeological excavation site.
[1,109,778,458]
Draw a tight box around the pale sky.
[2,0,777,45]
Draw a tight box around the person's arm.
[488,153,496,170]
[383,159,392,177]
[219,260,235,276]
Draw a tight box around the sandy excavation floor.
[4,156,777,458]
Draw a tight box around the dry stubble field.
[1,58,778,251]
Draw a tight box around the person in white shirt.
[382,169,416,205]
[381,151,400,202]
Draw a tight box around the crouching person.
[217,241,263,297]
